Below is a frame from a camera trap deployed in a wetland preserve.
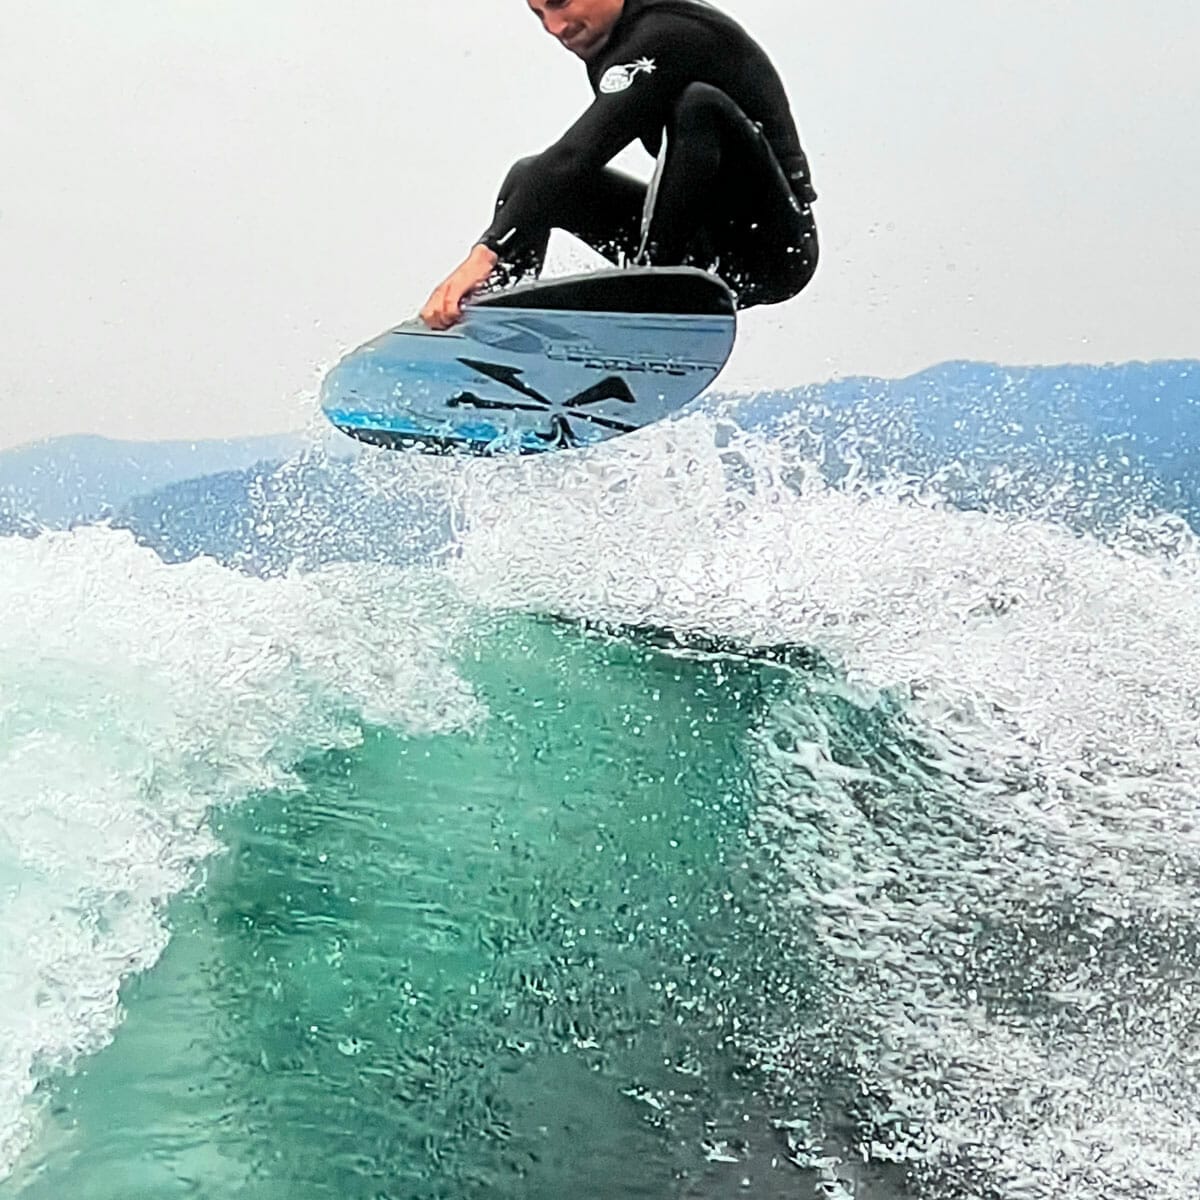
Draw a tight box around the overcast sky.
[1,0,1198,449]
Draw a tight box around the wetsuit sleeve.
[478,18,686,255]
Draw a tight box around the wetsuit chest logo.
[598,57,657,94]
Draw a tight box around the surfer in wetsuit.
[420,0,818,329]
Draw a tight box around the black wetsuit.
[478,0,818,309]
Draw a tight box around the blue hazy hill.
[0,432,307,532]
[733,359,1198,440]
[720,358,1200,527]
[729,358,1199,473]
[110,454,449,576]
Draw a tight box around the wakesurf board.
[320,266,736,454]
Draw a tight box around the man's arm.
[475,45,679,257]
[421,22,682,329]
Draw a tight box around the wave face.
[2,364,1200,1199]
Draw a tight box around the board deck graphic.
[320,267,737,454]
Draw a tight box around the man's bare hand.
[420,244,500,330]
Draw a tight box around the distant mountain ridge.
[720,357,1200,534]
[0,431,308,532]
[109,455,448,576]
[729,358,1199,445]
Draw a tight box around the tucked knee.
[671,83,736,133]
[495,155,541,206]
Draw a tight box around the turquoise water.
[3,617,829,1198]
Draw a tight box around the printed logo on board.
[599,57,657,94]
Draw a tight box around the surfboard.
[320,266,736,454]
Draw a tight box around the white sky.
[1,0,1198,449]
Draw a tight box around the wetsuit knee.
[495,155,541,208]
[670,83,742,139]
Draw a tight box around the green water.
[7,618,820,1199]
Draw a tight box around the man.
[420,0,818,330]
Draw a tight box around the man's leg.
[488,157,647,288]
[640,83,819,308]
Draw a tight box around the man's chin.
[568,32,612,60]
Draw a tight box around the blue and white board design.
[321,267,736,454]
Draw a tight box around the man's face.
[526,0,625,60]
